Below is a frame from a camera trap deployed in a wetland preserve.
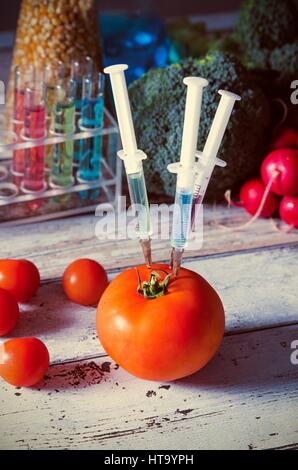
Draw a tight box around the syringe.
[191,90,241,230]
[168,77,209,275]
[104,64,152,266]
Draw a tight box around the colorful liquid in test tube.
[44,61,65,171]
[50,80,76,188]
[71,56,93,165]
[22,81,47,193]
[12,65,34,175]
[77,72,104,182]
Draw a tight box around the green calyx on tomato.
[136,268,171,299]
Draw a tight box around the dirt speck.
[146,390,157,398]
[158,385,171,390]
[101,362,111,373]
[176,408,193,416]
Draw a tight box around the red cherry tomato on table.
[0,337,50,387]
[0,259,40,303]
[0,288,19,336]
[97,264,225,381]
[63,258,108,306]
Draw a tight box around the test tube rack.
[0,107,122,225]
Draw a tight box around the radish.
[271,127,297,150]
[239,178,279,218]
[261,149,298,196]
[279,196,298,229]
[221,178,279,231]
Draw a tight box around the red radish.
[279,196,298,228]
[271,127,297,150]
[261,149,298,196]
[239,178,279,217]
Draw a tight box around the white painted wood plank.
[1,325,297,450]
[1,207,297,281]
[1,245,296,365]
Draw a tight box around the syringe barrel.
[171,169,195,250]
[127,168,152,240]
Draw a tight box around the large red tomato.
[0,259,40,303]
[96,264,225,381]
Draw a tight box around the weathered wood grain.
[1,206,297,281]
[0,206,297,450]
[1,324,297,450]
[1,245,296,365]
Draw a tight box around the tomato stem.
[136,268,171,299]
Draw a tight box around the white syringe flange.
[117,148,147,175]
[168,76,208,189]
[104,64,144,174]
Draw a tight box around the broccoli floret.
[167,17,241,60]
[129,51,271,200]
[234,0,298,69]
[270,41,298,75]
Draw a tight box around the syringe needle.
[140,239,152,267]
[170,247,183,276]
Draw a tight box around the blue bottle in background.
[99,13,170,84]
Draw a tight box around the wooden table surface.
[0,206,298,450]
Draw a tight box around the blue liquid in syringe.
[171,190,193,249]
[79,96,104,181]
[128,172,151,238]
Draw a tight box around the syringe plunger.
[104,64,138,166]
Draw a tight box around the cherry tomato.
[0,337,50,387]
[97,264,225,381]
[0,288,20,336]
[0,259,40,303]
[63,258,108,306]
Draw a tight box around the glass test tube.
[71,56,93,165]
[22,81,47,193]
[77,72,105,183]
[44,61,65,171]
[50,80,76,188]
[12,65,34,175]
